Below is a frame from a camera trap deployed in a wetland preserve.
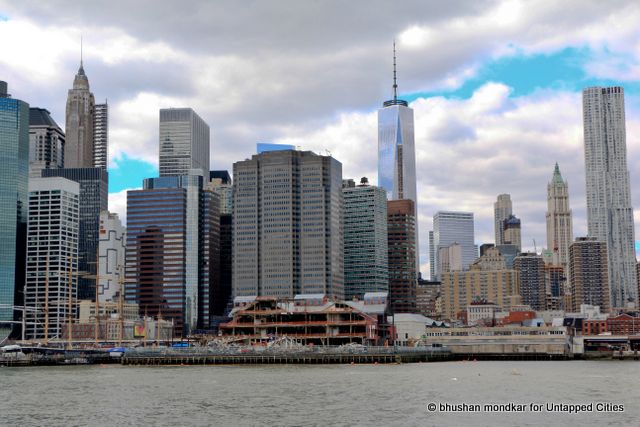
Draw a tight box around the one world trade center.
[378,43,419,276]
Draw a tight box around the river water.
[1,361,638,426]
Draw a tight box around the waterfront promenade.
[2,343,612,367]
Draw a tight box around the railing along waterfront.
[120,345,452,365]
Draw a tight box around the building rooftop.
[209,170,232,184]
[29,108,61,128]
[390,313,448,327]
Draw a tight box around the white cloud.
[3,0,640,272]
[275,82,640,271]
[108,188,136,223]
[109,92,188,167]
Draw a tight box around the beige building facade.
[441,247,520,320]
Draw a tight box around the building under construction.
[219,294,379,345]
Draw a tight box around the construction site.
[218,295,380,345]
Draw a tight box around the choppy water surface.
[1,361,638,426]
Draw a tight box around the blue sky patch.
[109,154,158,192]
[404,47,640,106]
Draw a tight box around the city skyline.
[3,1,640,272]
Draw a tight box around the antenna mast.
[393,41,398,102]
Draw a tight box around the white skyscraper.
[494,194,512,245]
[429,211,477,281]
[583,86,637,308]
[25,177,79,340]
[546,163,573,269]
[93,102,108,170]
[378,44,419,274]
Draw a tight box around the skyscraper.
[387,199,417,313]
[25,177,79,340]
[233,150,344,299]
[583,86,637,308]
[503,214,522,252]
[378,44,419,274]
[0,81,29,339]
[93,102,108,170]
[125,175,220,334]
[494,194,512,245]
[159,108,210,177]
[214,213,233,317]
[126,184,189,334]
[200,187,221,326]
[28,108,65,178]
[343,177,388,300]
[207,170,233,215]
[65,59,95,168]
[546,163,573,268]
[207,167,232,313]
[42,168,108,300]
[513,253,545,311]
[429,211,477,280]
[569,237,610,312]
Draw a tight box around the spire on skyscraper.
[383,42,407,107]
[73,38,89,90]
[79,36,84,75]
[552,162,564,184]
[546,161,573,269]
[393,40,398,102]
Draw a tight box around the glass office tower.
[378,102,416,203]
[0,81,29,339]
[126,175,220,335]
[378,46,419,275]
[343,177,388,300]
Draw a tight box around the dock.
[120,349,452,366]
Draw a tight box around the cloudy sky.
[2,0,640,274]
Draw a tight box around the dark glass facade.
[126,187,188,334]
[126,175,220,335]
[214,213,233,316]
[387,199,417,313]
[42,168,108,300]
[0,86,29,337]
[200,189,221,327]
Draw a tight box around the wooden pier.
[120,350,453,366]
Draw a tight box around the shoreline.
[4,349,638,367]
